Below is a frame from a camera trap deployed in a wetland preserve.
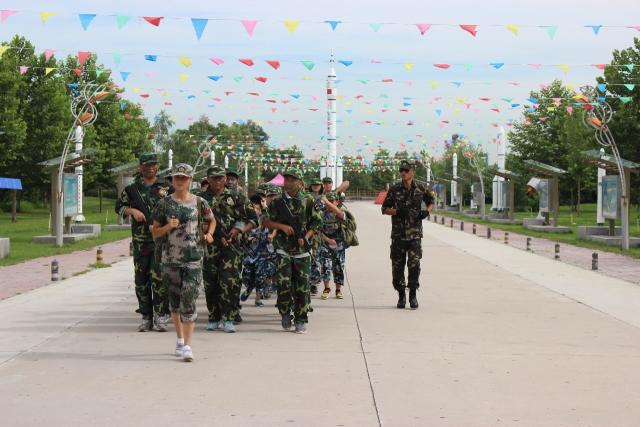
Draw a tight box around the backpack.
[342,208,359,248]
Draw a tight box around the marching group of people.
[116,153,357,362]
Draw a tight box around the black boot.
[396,288,406,309]
[409,289,418,310]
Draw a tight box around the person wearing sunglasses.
[381,160,434,310]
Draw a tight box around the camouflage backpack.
[342,208,359,248]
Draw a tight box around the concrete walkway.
[1,202,640,426]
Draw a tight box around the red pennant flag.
[255,76,268,83]
[266,99,276,103]
[381,78,393,83]
[592,64,606,70]
[266,60,280,69]
[239,58,255,66]
[143,17,163,26]
[434,64,450,69]
[78,51,91,66]
[74,68,83,76]
[248,92,260,96]
[224,91,234,96]
[460,24,478,37]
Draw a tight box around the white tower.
[168,148,174,169]
[325,55,339,187]
[492,126,507,211]
[451,152,458,206]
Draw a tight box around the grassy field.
[435,203,640,259]
[0,197,130,266]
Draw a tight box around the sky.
[1,0,639,164]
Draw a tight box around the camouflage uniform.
[266,171,323,323]
[152,170,214,322]
[115,153,171,321]
[381,164,434,292]
[309,191,325,288]
[242,219,277,298]
[200,166,258,323]
[318,192,346,287]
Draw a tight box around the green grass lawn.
[435,203,640,259]
[0,197,130,266]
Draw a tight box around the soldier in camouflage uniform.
[152,163,215,362]
[200,166,258,333]
[381,160,434,310]
[318,191,347,300]
[263,168,323,334]
[115,152,172,332]
[307,179,324,295]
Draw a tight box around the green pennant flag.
[301,60,315,71]
[620,97,633,104]
[233,76,243,82]
[370,23,382,32]
[116,15,132,29]
[625,84,636,91]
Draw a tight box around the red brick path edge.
[428,214,640,285]
[0,238,132,300]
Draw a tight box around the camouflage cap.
[322,176,333,184]
[139,152,159,165]
[338,192,346,201]
[171,163,193,178]
[225,168,239,178]
[206,165,226,177]
[255,183,269,196]
[311,179,322,186]
[283,168,303,180]
[399,159,416,170]
[325,191,338,201]
[266,185,282,196]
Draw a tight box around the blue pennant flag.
[144,55,158,62]
[208,75,223,81]
[78,14,96,31]
[191,18,208,40]
[338,60,353,67]
[325,20,341,31]
[120,71,131,81]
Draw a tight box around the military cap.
[322,177,333,184]
[325,191,338,201]
[399,160,416,171]
[171,163,193,178]
[311,179,322,186]
[206,165,226,177]
[255,183,269,196]
[283,168,303,180]
[266,185,282,196]
[338,192,346,201]
[139,152,159,165]
[225,168,239,178]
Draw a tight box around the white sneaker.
[175,342,184,357]
[182,345,194,362]
[223,321,236,333]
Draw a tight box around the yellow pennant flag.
[506,24,519,36]
[456,97,466,104]
[179,73,190,82]
[566,83,576,91]
[133,87,141,94]
[179,56,192,67]
[303,75,313,80]
[162,90,169,97]
[560,64,570,74]
[40,11,57,24]
[344,101,352,107]
[431,80,439,89]
[45,67,55,75]
[283,20,299,33]
[404,63,414,71]
[0,46,9,56]
[337,95,344,101]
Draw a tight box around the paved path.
[1,202,640,426]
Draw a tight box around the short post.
[592,253,598,270]
[526,237,531,251]
[554,243,560,260]
[96,247,104,265]
[51,259,59,281]
[504,232,509,245]
[473,224,477,235]
[441,216,445,225]
[129,241,134,256]
[460,221,464,231]
[450,219,454,228]
[487,227,492,239]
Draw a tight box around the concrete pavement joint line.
[344,267,383,427]
[424,223,640,331]
[0,293,131,368]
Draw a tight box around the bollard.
[129,241,133,256]
[460,221,464,231]
[504,232,509,245]
[441,216,445,225]
[450,219,454,228]
[473,224,477,235]
[51,259,59,281]
[526,237,531,251]
[554,243,560,260]
[96,247,104,265]
[434,215,438,223]
[487,227,492,239]
[592,253,598,270]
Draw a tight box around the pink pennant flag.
[1,10,17,22]
[592,64,606,70]
[78,51,91,67]
[434,64,451,69]
[266,60,280,70]
[44,49,55,61]
[209,57,224,65]
[415,23,432,35]
[528,63,542,70]
[460,24,478,37]
[371,59,382,64]
[19,65,29,75]
[627,26,640,32]
[241,20,258,37]
[566,106,574,115]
